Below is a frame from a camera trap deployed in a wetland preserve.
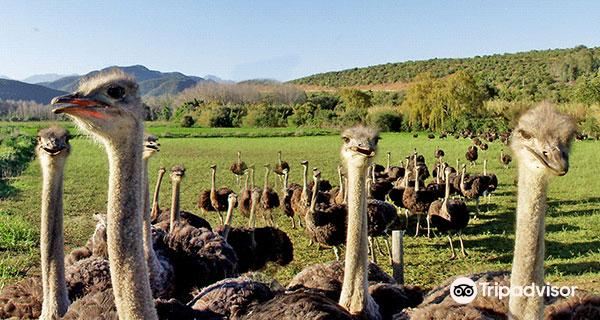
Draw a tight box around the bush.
[180,115,196,128]
[243,104,292,127]
[368,109,403,132]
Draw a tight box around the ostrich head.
[51,70,143,143]
[511,103,577,176]
[227,193,238,207]
[170,165,185,182]
[340,125,380,168]
[143,134,160,160]
[36,126,70,158]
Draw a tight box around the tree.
[571,72,600,105]
[338,89,372,111]
[181,115,195,127]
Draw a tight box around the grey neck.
[39,154,70,319]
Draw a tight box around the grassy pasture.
[0,131,598,293]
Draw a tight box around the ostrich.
[500,149,512,168]
[403,156,436,236]
[434,146,445,162]
[50,70,158,319]
[481,159,498,209]
[428,167,470,259]
[150,166,167,222]
[198,164,233,224]
[0,127,71,319]
[230,151,248,186]
[238,164,255,219]
[272,150,290,186]
[217,192,294,273]
[459,164,488,219]
[465,145,478,165]
[398,104,600,320]
[304,169,347,260]
[152,165,212,232]
[240,125,384,320]
[384,152,404,181]
[260,164,280,226]
[282,168,302,228]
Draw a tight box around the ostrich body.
[500,149,512,168]
[290,160,310,225]
[273,150,290,187]
[465,145,478,165]
[51,70,158,319]
[460,164,488,218]
[434,146,445,161]
[239,165,255,218]
[383,152,403,181]
[260,164,280,226]
[403,157,436,236]
[304,169,347,260]
[282,168,302,228]
[230,151,248,185]
[428,168,470,259]
[199,165,233,224]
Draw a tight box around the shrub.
[180,115,195,128]
[368,108,402,132]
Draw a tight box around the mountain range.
[0,65,211,104]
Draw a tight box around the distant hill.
[204,74,235,84]
[0,79,67,104]
[291,46,600,101]
[23,73,75,84]
[39,65,208,97]
[0,75,10,80]
[238,79,282,85]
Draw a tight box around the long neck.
[460,168,466,191]
[309,178,319,212]
[443,171,450,202]
[142,158,160,296]
[169,178,181,233]
[105,129,157,320]
[339,162,373,317]
[263,168,269,189]
[414,166,420,191]
[244,172,249,190]
[39,154,69,319]
[386,153,390,170]
[222,201,235,240]
[509,164,548,320]
[250,168,255,188]
[278,152,282,165]
[301,165,308,198]
[210,168,216,193]
[483,160,488,176]
[150,170,165,221]
[283,170,289,190]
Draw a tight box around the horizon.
[2,1,600,82]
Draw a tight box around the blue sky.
[2,1,600,81]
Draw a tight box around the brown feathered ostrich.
[459,164,488,219]
[282,168,302,228]
[50,71,158,319]
[240,126,384,320]
[198,164,234,224]
[434,146,445,162]
[238,164,255,219]
[289,160,310,226]
[152,165,211,232]
[465,145,478,165]
[384,152,404,181]
[399,104,600,320]
[230,151,248,186]
[304,169,347,260]
[428,167,470,259]
[272,150,290,186]
[216,192,294,273]
[260,164,280,226]
[500,149,512,168]
[0,127,71,319]
[403,155,436,237]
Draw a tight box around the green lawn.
[0,132,598,294]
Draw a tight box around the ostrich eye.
[107,86,125,99]
[519,129,532,140]
[342,136,350,143]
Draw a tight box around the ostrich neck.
[210,169,216,193]
[263,169,269,189]
[509,163,548,320]
[222,201,235,240]
[301,165,308,198]
[143,160,163,298]
[39,154,69,319]
[339,162,372,317]
[150,171,165,221]
[169,179,181,232]
[105,131,157,320]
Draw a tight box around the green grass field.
[0,130,598,294]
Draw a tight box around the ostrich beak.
[528,146,569,176]
[51,94,110,116]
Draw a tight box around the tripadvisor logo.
[450,277,478,304]
[450,276,577,304]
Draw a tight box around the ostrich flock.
[0,70,598,320]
